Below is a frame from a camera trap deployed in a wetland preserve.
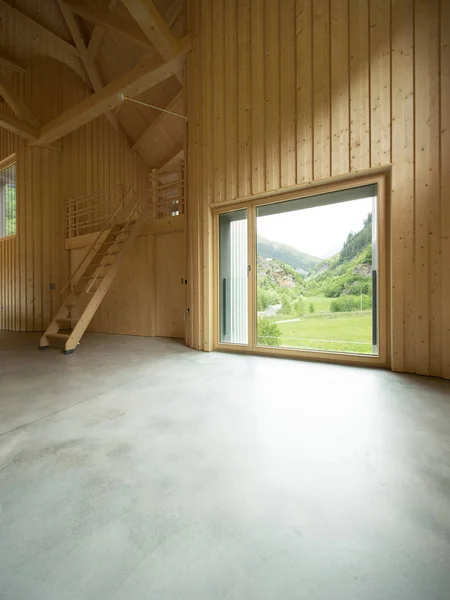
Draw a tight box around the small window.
[0,158,16,238]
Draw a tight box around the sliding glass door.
[215,178,386,365]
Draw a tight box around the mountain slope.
[257,236,320,274]
[306,213,373,297]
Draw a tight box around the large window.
[256,185,378,355]
[0,158,16,238]
[215,175,388,366]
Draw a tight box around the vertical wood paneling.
[186,0,450,378]
[330,0,350,176]
[442,0,450,380]
[265,0,280,190]
[224,0,238,201]
[202,0,213,347]
[237,0,251,197]
[370,0,391,167]
[312,0,331,180]
[295,0,313,182]
[280,0,296,187]
[212,0,225,202]
[251,0,265,194]
[414,0,440,376]
[391,0,415,373]
[186,0,200,348]
[349,0,370,171]
[0,57,149,333]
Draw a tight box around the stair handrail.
[61,184,137,294]
[84,187,151,293]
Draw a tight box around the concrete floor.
[1,333,450,600]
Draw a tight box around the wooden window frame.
[212,170,390,368]
[0,153,17,242]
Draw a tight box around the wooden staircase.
[40,188,150,354]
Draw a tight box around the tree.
[280,296,292,315]
[257,318,281,346]
[309,303,315,313]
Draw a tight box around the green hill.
[306,213,373,299]
[257,236,320,275]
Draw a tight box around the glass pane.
[219,209,248,345]
[256,185,378,355]
[0,162,16,238]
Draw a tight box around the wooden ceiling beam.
[0,75,40,127]
[0,0,78,57]
[131,90,183,153]
[0,106,38,140]
[30,41,190,148]
[87,0,117,59]
[56,0,119,131]
[0,52,27,75]
[121,0,181,60]
[65,0,153,50]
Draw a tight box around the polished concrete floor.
[1,331,450,600]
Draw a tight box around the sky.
[257,197,373,259]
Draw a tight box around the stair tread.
[56,317,79,323]
[80,274,105,280]
[47,333,70,340]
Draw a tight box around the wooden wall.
[70,229,186,339]
[186,0,450,379]
[0,57,148,332]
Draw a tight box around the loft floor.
[1,332,450,599]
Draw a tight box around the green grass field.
[274,311,374,354]
[305,295,332,313]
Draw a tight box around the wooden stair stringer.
[63,205,151,352]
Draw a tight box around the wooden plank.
[131,91,183,151]
[312,0,331,180]
[391,0,415,373]
[0,107,38,140]
[280,0,296,187]
[66,0,152,51]
[0,0,78,57]
[442,0,450,380]
[212,0,225,202]
[32,148,42,331]
[330,0,349,176]
[264,0,280,191]
[57,0,119,131]
[121,0,181,60]
[237,0,251,198]
[349,0,370,171]
[251,0,265,194]
[155,231,186,337]
[0,74,39,127]
[295,0,312,183]
[187,0,199,348]
[369,0,390,167]
[414,0,439,376]
[31,48,189,147]
[224,0,238,201]
[200,0,213,346]
[0,51,27,75]
[87,0,117,58]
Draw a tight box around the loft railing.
[61,185,143,294]
[65,162,184,240]
[66,184,124,239]
[149,161,185,219]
